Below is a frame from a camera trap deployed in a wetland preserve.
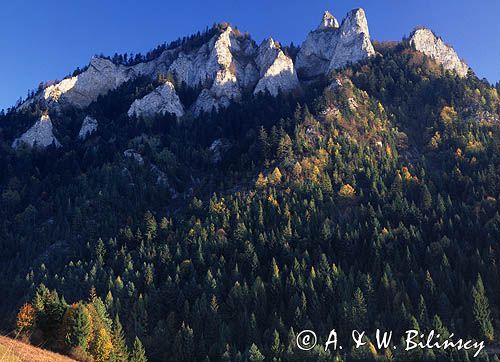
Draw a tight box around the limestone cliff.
[253,38,299,96]
[409,28,468,77]
[14,7,472,125]
[12,114,61,149]
[78,116,98,140]
[128,81,184,119]
[19,51,176,111]
[187,26,258,115]
[296,9,374,78]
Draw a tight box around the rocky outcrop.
[296,8,375,78]
[409,28,468,77]
[17,11,374,117]
[128,81,184,119]
[209,138,232,163]
[319,11,339,30]
[31,58,132,110]
[15,9,376,118]
[329,9,375,70]
[187,27,259,115]
[12,114,61,149]
[192,89,231,115]
[78,116,98,139]
[253,38,299,96]
[123,149,144,164]
[19,51,177,111]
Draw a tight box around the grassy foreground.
[0,336,76,362]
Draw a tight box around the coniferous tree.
[112,315,130,362]
[471,275,494,342]
[63,303,92,351]
[130,336,148,362]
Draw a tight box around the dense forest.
[0,35,499,361]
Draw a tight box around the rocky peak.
[12,114,61,149]
[78,116,98,139]
[255,38,281,75]
[253,37,299,96]
[318,11,339,30]
[329,8,375,70]
[185,26,258,115]
[409,28,468,77]
[128,81,184,119]
[339,8,370,39]
[296,8,374,78]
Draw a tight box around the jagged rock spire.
[296,8,374,78]
[318,11,339,30]
[329,8,375,70]
[253,37,300,96]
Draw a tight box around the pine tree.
[63,303,92,350]
[248,343,264,362]
[130,337,147,362]
[92,328,113,362]
[257,126,270,162]
[277,133,293,163]
[269,167,282,185]
[144,211,157,240]
[471,275,494,342]
[350,288,368,330]
[421,184,432,210]
[112,315,129,362]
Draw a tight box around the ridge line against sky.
[1,0,499,110]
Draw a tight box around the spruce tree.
[63,303,91,350]
[471,275,494,342]
[248,343,264,362]
[130,337,147,362]
[112,315,129,362]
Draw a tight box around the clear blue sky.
[1,0,499,110]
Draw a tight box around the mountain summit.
[17,9,379,119]
[295,8,375,78]
[11,8,471,149]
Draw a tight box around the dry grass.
[0,336,76,362]
[0,343,21,362]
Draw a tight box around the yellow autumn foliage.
[339,184,356,198]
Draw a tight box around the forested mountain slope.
[0,8,499,362]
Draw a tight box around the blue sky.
[1,0,499,110]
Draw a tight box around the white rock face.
[409,28,468,77]
[253,38,300,96]
[329,9,375,69]
[296,8,375,77]
[319,11,339,30]
[187,27,259,115]
[19,51,176,111]
[128,81,184,119]
[15,10,379,118]
[78,116,98,139]
[38,58,131,109]
[12,114,61,149]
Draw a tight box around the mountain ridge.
[12,8,468,130]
